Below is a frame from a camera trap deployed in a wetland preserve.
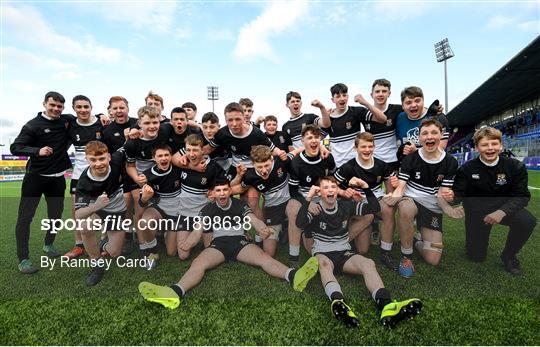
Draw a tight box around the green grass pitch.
[0,173,539,345]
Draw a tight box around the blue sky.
[1,0,538,153]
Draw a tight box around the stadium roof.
[447,35,540,127]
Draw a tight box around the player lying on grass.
[74,141,128,286]
[231,145,294,257]
[334,132,399,267]
[296,176,422,328]
[138,178,320,309]
[383,119,463,278]
[453,127,537,275]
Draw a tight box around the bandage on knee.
[423,240,443,253]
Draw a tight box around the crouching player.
[453,127,536,275]
[383,119,461,278]
[138,178,320,309]
[296,176,422,328]
[75,141,128,286]
[232,145,293,257]
[138,144,183,268]
[334,132,398,265]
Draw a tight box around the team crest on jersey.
[431,217,440,229]
[44,128,51,133]
[496,174,507,185]
[174,180,180,188]
[114,132,121,137]
[240,240,249,246]
[345,121,352,130]
[376,176,382,183]
[279,135,285,144]
[365,124,371,131]
[95,132,102,140]
[386,119,393,127]
[342,221,347,229]
[277,168,284,178]
[436,174,445,183]
[201,177,207,185]
[472,174,480,180]
[231,145,237,152]
[406,128,420,145]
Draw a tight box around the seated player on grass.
[288,125,337,267]
[383,119,462,278]
[231,145,293,257]
[453,127,536,275]
[138,178,320,309]
[174,134,227,260]
[334,132,398,263]
[75,141,128,286]
[138,144,183,268]
[296,176,422,328]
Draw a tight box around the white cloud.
[326,5,348,25]
[208,29,235,42]
[485,15,539,32]
[78,1,178,35]
[3,46,77,71]
[3,4,126,63]
[517,20,540,32]
[175,28,192,40]
[486,15,516,29]
[10,80,44,93]
[369,0,431,22]
[234,0,309,62]
[53,71,79,81]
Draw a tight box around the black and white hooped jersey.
[102,118,138,153]
[199,197,253,238]
[334,157,393,198]
[324,106,372,167]
[266,131,292,152]
[202,133,231,171]
[296,189,379,254]
[289,152,336,199]
[282,113,324,149]
[363,104,402,163]
[177,159,226,216]
[143,165,182,217]
[241,156,291,207]
[398,148,458,213]
[165,124,200,154]
[75,151,126,213]
[69,118,105,179]
[123,124,171,173]
[210,125,275,168]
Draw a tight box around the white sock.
[255,234,262,243]
[381,241,393,251]
[284,268,293,282]
[324,281,342,301]
[401,246,413,256]
[289,245,300,257]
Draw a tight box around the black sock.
[170,284,185,298]
[374,288,392,310]
[401,252,412,259]
[124,231,133,241]
[289,254,299,262]
[75,242,84,248]
[287,269,297,283]
[330,291,344,301]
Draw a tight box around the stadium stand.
[447,35,540,169]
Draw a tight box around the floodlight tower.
[434,38,455,111]
[207,86,219,112]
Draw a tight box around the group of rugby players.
[11,79,536,329]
